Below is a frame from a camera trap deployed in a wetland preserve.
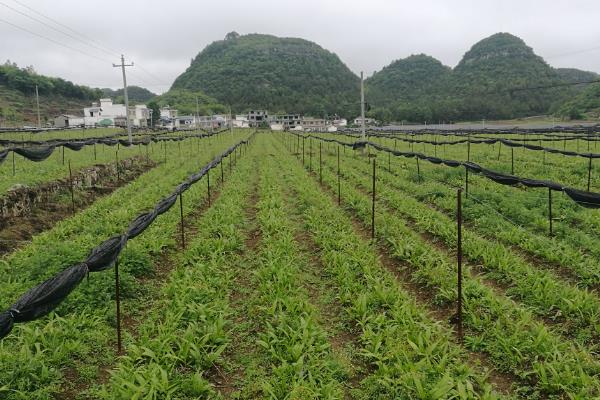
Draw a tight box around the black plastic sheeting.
[342,124,600,137]
[359,133,600,159]
[291,132,600,208]
[0,136,250,339]
[0,129,231,164]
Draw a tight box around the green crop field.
[1,130,600,399]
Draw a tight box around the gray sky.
[1,0,599,94]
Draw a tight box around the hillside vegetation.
[171,32,360,117]
[366,33,578,123]
[148,88,227,115]
[101,86,156,104]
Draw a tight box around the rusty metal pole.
[511,148,514,175]
[116,151,120,181]
[62,146,65,165]
[466,139,471,197]
[371,158,376,241]
[310,138,313,172]
[548,188,553,236]
[319,142,322,184]
[207,169,211,206]
[115,258,122,354]
[68,160,75,214]
[457,188,463,342]
[179,192,185,248]
[221,159,224,183]
[337,146,341,206]
[94,143,97,161]
[302,138,305,166]
[588,157,592,192]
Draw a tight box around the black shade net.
[0,136,250,339]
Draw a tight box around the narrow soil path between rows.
[212,157,262,399]
[293,152,517,397]
[56,157,239,400]
[0,156,156,256]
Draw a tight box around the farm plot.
[2,132,600,399]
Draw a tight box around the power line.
[3,1,169,91]
[0,1,115,59]
[0,17,109,63]
[10,0,121,57]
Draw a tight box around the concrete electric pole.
[113,55,134,143]
[35,85,41,129]
[360,71,366,154]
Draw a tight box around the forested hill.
[101,86,156,103]
[366,33,589,123]
[0,62,102,125]
[171,32,360,117]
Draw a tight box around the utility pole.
[35,85,41,129]
[229,106,233,137]
[113,55,134,143]
[195,96,199,132]
[360,71,366,142]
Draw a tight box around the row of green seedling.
[273,136,505,399]
[239,147,347,398]
[311,142,600,398]
[95,147,255,399]
[0,133,248,399]
[324,149,600,345]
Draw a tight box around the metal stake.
[68,160,75,214]
[457,188,463,342]
[115,258,122,354]
[207,169,211,206]
[337,146,341,206]
[179,192,185,248]
[548,188,553,236]
[371,159,376,240]
[319,142,322,184]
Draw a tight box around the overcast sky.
[1,0,599,94]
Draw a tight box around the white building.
[160,107,178,119]
[302,117,329,132]
[333,118,347,127]
[83,98,149,127]
[54,114,84,128]
[353,117,377,126]
[234,115,249,128]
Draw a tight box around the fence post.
[319,142,322,184]
[68,160,75,214]
[207,168,211,206]
[588,157,593,192]
[62,146,65,165]
[497,141,501,160]
[456,188,463,343]
[371,158,376,240]
[12,151,15,176]
[179,192,185,248]
[94,143,97,161]
[310,138,313,172]
[337,146,341,206]
[416,157,421,180]
[548,188,553,236]
[164,141,167,164]
[302,138,305,166]
[115,258,122,354]
[116,151,120,181]
[511,148,514,175]
[221,160,224,183]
